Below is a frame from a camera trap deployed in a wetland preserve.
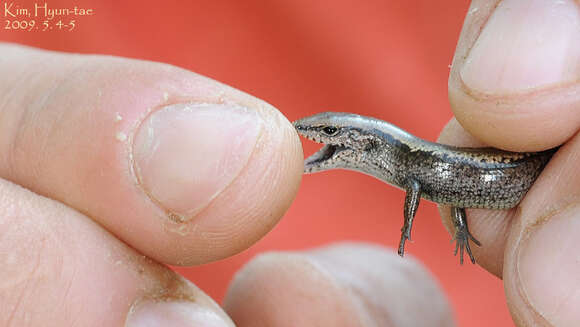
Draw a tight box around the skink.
[294,112,556,264]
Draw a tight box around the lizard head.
[293,112,379,173]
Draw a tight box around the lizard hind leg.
[450,207,481,264]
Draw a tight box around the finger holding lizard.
[441,1,580,326]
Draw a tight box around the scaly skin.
[294,112,556,264]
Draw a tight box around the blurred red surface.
[1,1,512,326]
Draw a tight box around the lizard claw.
[452,229,481,264]
[398,225,413,257]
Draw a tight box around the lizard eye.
[322,126,339,136]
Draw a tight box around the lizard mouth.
[304,144,347,172]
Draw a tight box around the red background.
[1,1,512,326]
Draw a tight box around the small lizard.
[294,112,556,264]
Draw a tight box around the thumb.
[448,0,580,151]
[503,133,580,326]
[0,43,303,266]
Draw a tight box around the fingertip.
[169,100,303,264]
[131,99,303,226]
[448,0,580,151]
[225,251,363,327]
[224,243,454,327]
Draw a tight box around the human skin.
[0,44,454,327]
[438,1,580,326]
[1,0,580,326]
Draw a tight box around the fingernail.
[132,103,261,221]
[517,205,580,326]
[126,300,231,327]
[460,0,580,94]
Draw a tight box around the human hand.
[439,1,580,326]
[0,44,454,326]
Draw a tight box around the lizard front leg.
[398,178,421,257]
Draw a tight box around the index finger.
[0,44,303,265]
